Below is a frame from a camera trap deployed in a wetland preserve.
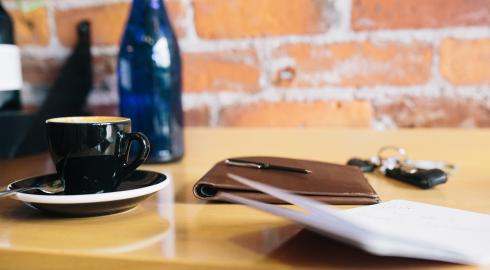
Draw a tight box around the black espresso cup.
[46,116,150,195]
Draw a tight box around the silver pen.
[225,159,312,174]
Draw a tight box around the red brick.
[164,0,187,38]
[55,1,186,47]
[21,55,118,106]
[22,57,61,86]
[219,101,373,127]
[88,105,210,126]
[89,104,210,126]
[9,7,49,46]
[375,97,490,127]
[55,3,128,46]
[183,50,260,92]
[185,107,209,126]
[193,0,332,39]
[92,55,117,93]
[440,38,490,85]
[352,0,490,31]
[272,42,432,87]
[89,104,118,116]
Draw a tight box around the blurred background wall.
[4,0,490,128]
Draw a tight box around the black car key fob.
[385,167,447,189]
[347,158,377,172]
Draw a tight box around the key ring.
[376,146,456,174]
[376,146,408,172]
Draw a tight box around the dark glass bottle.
[0,2,22,111]
[118,0,183,163]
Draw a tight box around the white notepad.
[221,173,490,265]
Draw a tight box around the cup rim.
[46,116,130,125]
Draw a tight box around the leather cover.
[193,156,380,205]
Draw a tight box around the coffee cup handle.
[121,132,150,175]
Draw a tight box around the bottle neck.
[128,0,171,25]
[77,21,91,46]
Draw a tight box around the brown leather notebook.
[193,156,380,205]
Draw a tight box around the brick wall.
[4,0,490,128]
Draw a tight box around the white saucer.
[7,170,168,216]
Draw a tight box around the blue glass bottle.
[118,0,183,163]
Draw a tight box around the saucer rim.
[7,170,169,204]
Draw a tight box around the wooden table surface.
[1,128,489,270]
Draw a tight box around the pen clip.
[225,159,262,169]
